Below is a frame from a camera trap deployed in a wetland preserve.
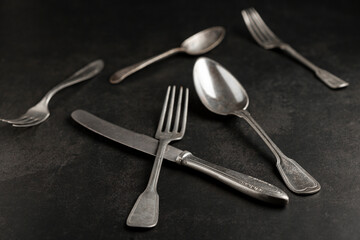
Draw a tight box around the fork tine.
[248,8,275,43]
[242,9,268,45]
[13,121,39,127]
[247,8,270,42]
[18,117,39,124]
[180,88,189,134]
[249,8,280,42]
[249,8,276,36]
[165,86,176,132]
[13,118,44,127]
[12,117,39,125]
[13,115,48,127]
[5,115,31,124]
[157,86,171,133]
[2,116,26,123]
[173,86,183,132]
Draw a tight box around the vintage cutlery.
[109,26,225,84]
[127,86,188,228]
[1,59,104,127]
[241,7,348,89]
[71,109,289,205]
[193,57,320,194]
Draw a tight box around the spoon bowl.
[181,27,225,55]
[110,27,225,84]
[193,57,321,195]
[193,57,248,115]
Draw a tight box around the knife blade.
[71,110,289,205]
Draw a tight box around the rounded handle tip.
[277,158,321,195]
[315,69,349,89]
[109,73,123,84]
[126,191,159,228]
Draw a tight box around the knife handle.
[176,151,289,205]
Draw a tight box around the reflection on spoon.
[193,57,321,195]
[110,26,225,84]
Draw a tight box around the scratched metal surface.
[0,0,359,239]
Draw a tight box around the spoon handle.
[110,47,183,84]
[234,110,321,194]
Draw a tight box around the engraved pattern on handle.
[281,45,348,89]
[178,151,289,205]
[277,156,320,194]
[234,109,321,194]
[110,48,183,84]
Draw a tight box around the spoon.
[109,26,225,84]
[193,57,321,195]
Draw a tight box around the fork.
[127,86,188,228]
[241,7,349,89]
[0,59,104,127]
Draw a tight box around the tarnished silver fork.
[0,59,104,127]
[241,7,349,89]
[127,86,188,228]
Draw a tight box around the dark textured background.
[0,0,359,239]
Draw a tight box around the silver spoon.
[109,26,225,84]
[193,57,321,195]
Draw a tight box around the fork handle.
[280,45,348,89]
[109,47,184,84]
[177,151,289,205]
[127,139,169,228]
[44,59,104,103]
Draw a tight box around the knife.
[71,110,289,205]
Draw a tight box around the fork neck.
[42,81,73,104]
[280,44,318,71]
[43,91,56,105]
[145,139,171,192]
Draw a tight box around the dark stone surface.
[0,0,359,239]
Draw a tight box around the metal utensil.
[71,110,290,205]
[126,86,188,228]
[109,26,225,84]
[0,59,104,127]
[193,57,320,194]
[241,7,348,89]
